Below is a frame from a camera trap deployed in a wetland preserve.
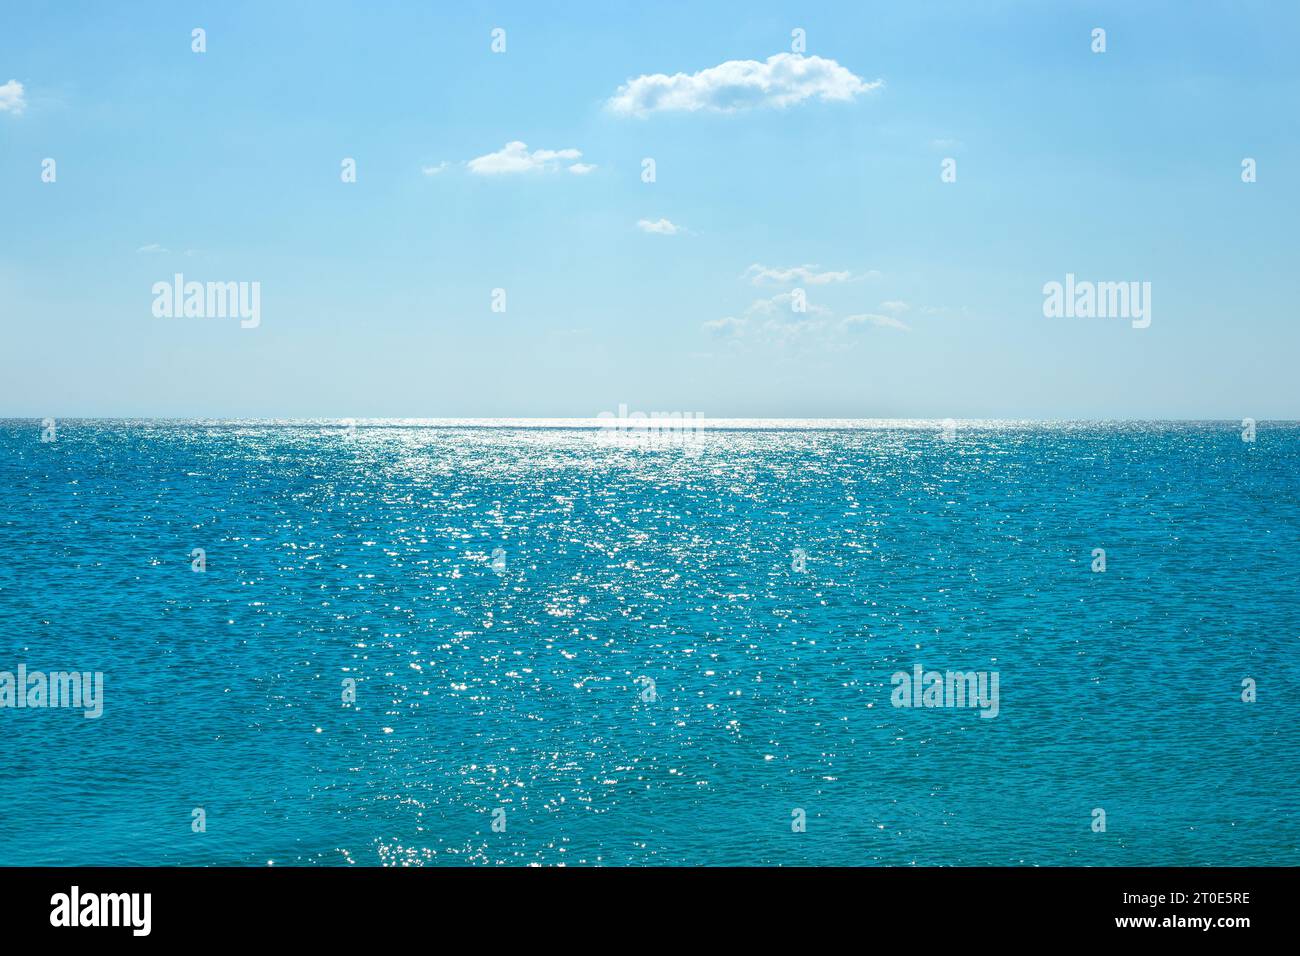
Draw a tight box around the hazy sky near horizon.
[2,1,1297,419]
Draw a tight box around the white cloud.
[136,243,169,254]
[568,162,597,175]
[746,293,831,317]
[706,315,839,350]
[711,258,911,347]
[744,263,862,286]
[0,79,26,114]
[704,316,748,336]
[637,218,684,235]
[421,161,449,176]
[608,53,880,116]
[705,307,910,346]
[842,313,910,332]
[467,141,590,175]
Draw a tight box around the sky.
[1,0,1297,419]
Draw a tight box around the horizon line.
[4,416,1294,427]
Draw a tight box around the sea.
[1,419,1296,866]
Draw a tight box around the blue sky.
[2,0,1297,418]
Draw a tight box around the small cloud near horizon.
[744,263,870,286]
[842,312,910,332]
[467,141,593,175]
[747,293,831,317]
[637,218,685,235]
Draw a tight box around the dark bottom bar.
[0,866,1282,941]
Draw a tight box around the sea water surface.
[1,420,1297,866]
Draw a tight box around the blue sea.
[1,420,1297,866]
